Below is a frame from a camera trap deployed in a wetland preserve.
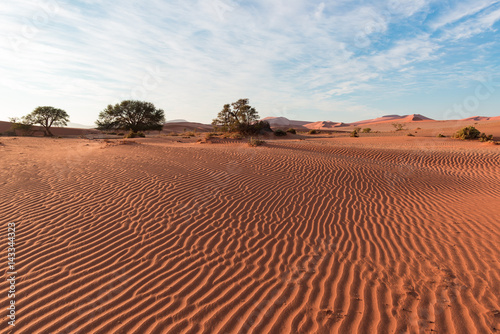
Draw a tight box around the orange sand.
[1,134,499,333]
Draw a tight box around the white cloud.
[430,0,499,29]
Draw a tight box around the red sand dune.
[0,132,499,334]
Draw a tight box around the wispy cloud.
[0,0,499,124]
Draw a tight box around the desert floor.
[1,135,499,334]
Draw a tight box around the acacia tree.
[96,100,165,132]
[212,98,262,133]
[24,106,70,136]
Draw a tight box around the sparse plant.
[183,131,195,137]
[9,117,34,136]
[169,132,179,136]
[392,123,404,131]
[407,133,414,136]
[229,132,243,139]
[453,126,481,140]
[361,128,371,133]
[205,132,217,139]
[308,129,319,134]
[248,137,265,147]
[437,133,445,138]
[274,129,287,136]
[350,129,359,137]
[286,128,296,134]
[479,133,494,142]
[124,130,145,138]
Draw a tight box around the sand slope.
[1,136,499,333]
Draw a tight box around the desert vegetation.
[247,137,265,147]
[274,129,287,136]
[212,98,271,135]
[12,106,69,136]
[96,100,165,132]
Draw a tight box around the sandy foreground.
[1,135,499,334]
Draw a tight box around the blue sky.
[1,0,500,126]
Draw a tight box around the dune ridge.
[1,136,499,333]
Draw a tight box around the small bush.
[392,123,404,131]
[479,133,493,142]
[407,133,414,137]
[274,129,287,136]
[183,131,195,137]
[437,133,445,138]
[248,137,265,147]
[205,132,217,139]
[361,128,371,133]
[125,131,145,138]
[229,132,243,139]
[350,129,359,137]
[354,127,361,133]
[286,128,296,134]
[453,126,481,140]
[308,129,319,134]
[169,132,178,136]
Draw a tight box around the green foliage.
[479,133,493,142]
[308,129,319,134]
[350,129,359,137]
[248,137,265,147]
[96,100,165,132]
[9,117,34,136]
[453,126,481,140]
[392,123,404,131]
[212,99,263,134]
[274,129,287,136]
[23,106,69,136]
[286,128,296,134]
[361,128,371,133]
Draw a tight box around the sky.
[1,0,500,126]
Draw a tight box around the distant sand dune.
[0,136,499,333]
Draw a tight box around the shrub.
[169,132,178,136]
[361,128,371,133]
[392,123,404,131]
[248,137,265,147]
[183,131,195,137]
[125,130,145,138]
[205,132,217,139]
[479,133,493,142]
[286,128,296,134]
[229,132,243,139]
[354,127,361,133]
[407,133,414,137]
[308,129,319,134]
[350,129,359,137]
[274,129,287,136]
[453,126,481,140]
[437,133,445,138]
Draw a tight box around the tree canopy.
[24,106,69,136]
[96,100,165,132]
[212,98,265,134]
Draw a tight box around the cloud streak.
[0,0,499,125]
